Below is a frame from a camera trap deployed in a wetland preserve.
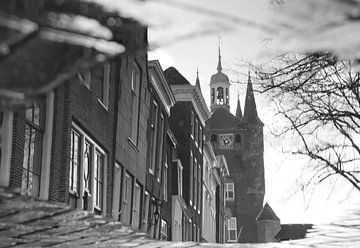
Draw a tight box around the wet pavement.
[0,187,359,247]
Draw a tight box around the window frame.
[225,182,235,200]
[149,100,159,175]
[70,123,107,214]
[129,62,141,145]
[22,102,45,197]
[228,217,237,242]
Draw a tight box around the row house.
[164,67,211,242]
[202,141,218,242]
[145,60,176,239]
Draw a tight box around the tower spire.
[196,67,200,87]
[236,91,243,119]
[217,36,222,72]
[244,70,261,124]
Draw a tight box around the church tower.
[210,46,230,113]
[205,48,265,243]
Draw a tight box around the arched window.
[211,88,215,104]
[226,88,229,104]
[216,87,224,105]
[211,134,217,142]
[235,134,241,143]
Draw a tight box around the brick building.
[145,60,176,239]
[164,67,211,242]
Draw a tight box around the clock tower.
[205,48,265,243]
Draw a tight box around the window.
[211,134,217,142]
[225,183,235,200]
[163,154,168,201]
[69,129,80,196]
[149,101,158,174]
[94,150,104,211]
[156,114,165,182]
[194,119,198,146]
[160,219,168,240]
[217,87,224,105]
[130,62,141,144]
[69,125,106,213]
[177,161,183,196]
[122,173,132,225]
[132,182,141,228]
[198,126,203,149]
[226,88,229,104]
[197,162,201,211]
[190,111,194,138]
[22,102,44,196]
[143,191,150,232]
[98,63,110,108]
[235,134,241,143]
[189,151,193,205]
[194,158,197,210]
[228,218,237,242]
[211,88,215,104]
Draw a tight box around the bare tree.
[257,53,360,192]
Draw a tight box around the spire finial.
[217,36,222,72]
[196,67,200,87]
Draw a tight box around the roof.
[206,108,242,130]
[164,67,190,85]
[276,224,313,241]
[210,72,230,85]
[256,203,280,221]
[164,66,210,126]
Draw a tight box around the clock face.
[219,134,233,149]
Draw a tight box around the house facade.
[164,67,211,242]
[145,60,176,239]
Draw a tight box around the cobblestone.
[0,188,359,247]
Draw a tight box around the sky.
[88,0,360,224]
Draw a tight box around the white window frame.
[228,217,237,242]
[225,182,235,200]
[190,110,194,139]
[156,113,165,182]
[71,123,107,214]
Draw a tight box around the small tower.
[210,45,230,113]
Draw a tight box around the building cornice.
[170,84,211,126]
[148,60,176,116]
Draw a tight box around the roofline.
[148,60,176,116]
[170,84,211,126]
